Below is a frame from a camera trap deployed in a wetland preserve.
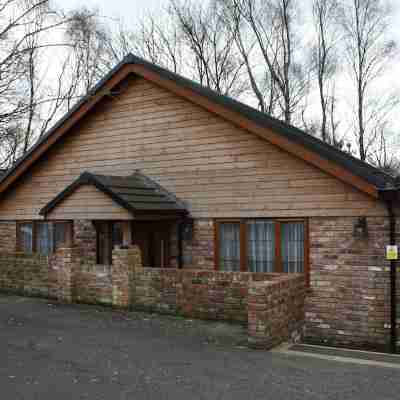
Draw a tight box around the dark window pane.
[281,222,305,273]
[97,222,112,265]
[18,223,33,253]
[36,222,54,256]
[219,222,240,271]
[112,222,124,248]
[247,220,275,272]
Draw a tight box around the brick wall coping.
[138,267,305,282]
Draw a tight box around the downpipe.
[387,200,397,354]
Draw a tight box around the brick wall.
[0,253,49,296]
[2,215,400,351]
[305,216,393,351]
[169,219,215,269]
[74,220,97,263]
[134,269,295,323]
[248,274,306,349]
[0,221,16,253]
[0,244,306,349]
[72,263,112,305]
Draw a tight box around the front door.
[132,222,170,268]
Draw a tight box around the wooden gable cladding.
[0,76,387,220]
[46,184,133,221]
[130,64,379,199]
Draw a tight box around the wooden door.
[132,222,170,268]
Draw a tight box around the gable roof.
[40,171,188,217]
[0,53,396,200]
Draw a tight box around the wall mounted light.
[181,218,194,241]
[353,216,368,238]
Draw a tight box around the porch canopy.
[39,171,188,220]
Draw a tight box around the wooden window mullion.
[275,221,282,272]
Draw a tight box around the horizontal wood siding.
[0,76,387,220]
[46,185,133,220]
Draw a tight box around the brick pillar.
[49,247,79,303]
[111,246,142,308]
[248,276,306,349]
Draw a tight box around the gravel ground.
[0,294,399,400]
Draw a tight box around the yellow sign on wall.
[386,245,398,261]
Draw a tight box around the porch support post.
[122,221,133,247]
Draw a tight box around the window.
[17,223,33,253]
[17,221,72,255]
[215,219,308,276]
[36,222,54,255]
[281,222,304,273]
[96,221,125,265]
[218,222,241,271]
[247,220,275,273]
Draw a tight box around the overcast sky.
[61,0,400,31]
[63,0,167,23]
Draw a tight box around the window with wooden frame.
[214,219,309,277]
[16,221,72,255]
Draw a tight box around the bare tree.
[233,0,308,123]
[123,13,183,74]
[218,0,277,113]
[0,1,100,167]
[311,0,339,142]
[168,0,247,97]
[368,126,400,176]
[339,0,397,161]
[65,7,111,94]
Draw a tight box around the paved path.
[0,294,399,400]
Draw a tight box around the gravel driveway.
[0,294,399,400]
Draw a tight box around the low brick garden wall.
[248,275,306,349]
[134,269,289,323]
[72,263,112,306]
[0,253,49,297]
[0,246,306,349]
[134,268,306,348]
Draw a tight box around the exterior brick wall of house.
[169,219,215,270]
[305,216,394,351]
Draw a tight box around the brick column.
[49,247,79,303]
[111,246,142,308]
